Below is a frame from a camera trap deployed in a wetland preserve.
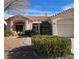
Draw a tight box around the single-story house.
[5,8,74,37]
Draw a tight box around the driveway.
[4,37,37,59]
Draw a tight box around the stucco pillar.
[29,22,32,30]
[38,23,40,34]
[52,20,58,35]
[10,20,13,31]
[25,20,28,30]
[25,20,32,30]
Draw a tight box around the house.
[5,8,74,37]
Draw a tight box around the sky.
[5,0,74,18]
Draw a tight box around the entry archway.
[14,22,25,32]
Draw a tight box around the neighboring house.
[5,8,74,37]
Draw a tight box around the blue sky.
[5,0,74,18]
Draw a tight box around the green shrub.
[32,35,71,58]
[4,29,13,37]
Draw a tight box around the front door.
[15,25,23,32]
[14,22,25,32]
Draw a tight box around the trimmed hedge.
[32,35,71,58]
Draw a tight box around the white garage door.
[57,19,74,37]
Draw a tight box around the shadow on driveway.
[8,45,40,59]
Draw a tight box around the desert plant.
[32,35,71,59]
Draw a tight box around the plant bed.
[32,35,71,59]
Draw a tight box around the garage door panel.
[57,24,74,37]
[57,19,74,24]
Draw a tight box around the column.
[25,20,32,30]
[25,20,28,30]
[10,20,13,31]
[29,23,32,30]
[38,23,40,34]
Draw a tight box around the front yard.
[4,36,74,59]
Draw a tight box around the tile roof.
[26,16,52,21]
[6,14,52,21]
[52,8,74,18]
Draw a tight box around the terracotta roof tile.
[52,8,74,19]
[6,14,52,21]
[26,16,51,21]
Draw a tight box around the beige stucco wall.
[52,19,58,35]
[25,21,32,30]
